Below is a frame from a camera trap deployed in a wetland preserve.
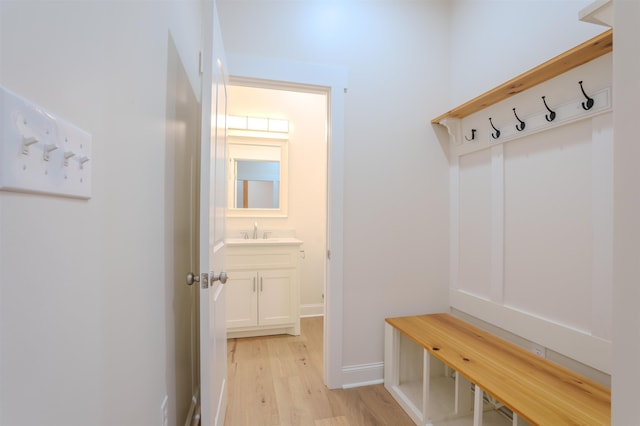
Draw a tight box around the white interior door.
[198,2,228,425]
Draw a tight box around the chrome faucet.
[253,222,258,239]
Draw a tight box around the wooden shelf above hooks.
[432,29,612,124]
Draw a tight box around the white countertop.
[226,237,303,247]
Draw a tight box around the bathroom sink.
[226,237,303,246]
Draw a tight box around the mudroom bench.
[384,313,610,426]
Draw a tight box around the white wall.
[226,85,327,315]
[0,2,203,425]
[449,0,603,107]
[612,0,640,423]
[217,0,452,382]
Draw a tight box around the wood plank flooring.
[225,317,415,426]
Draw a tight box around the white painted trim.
[384,323,426,424]
[227,326,299,339]
[450,149,460,290]
[225,53,348,389]
[326,80,346,389]
[214,378,227,426]
[300,303,324,318]
[441,117,463,146]
[227,54,348,90]
[342,379,384,389]
[423,349,431,421]
[450,289,611,373]
[490,145,504,304]
[184,390,199,426]
[442,118,463,295]
[473,385,484,426]
[591,112,613,341]
[341,362,384,389]
[454,88,612,157]
[579,0,613,27]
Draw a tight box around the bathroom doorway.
[225,78,329,371]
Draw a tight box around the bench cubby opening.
[387,322,517,426]
[385,314,609,426]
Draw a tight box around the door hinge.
[327,250,331,260]
[199,51,203,75]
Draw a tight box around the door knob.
[212,271,228,284]
[186,272,200,286]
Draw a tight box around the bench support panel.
[473,385,484,426]
[455,372,473,415]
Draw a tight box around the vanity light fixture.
[227,115,289,133]
[227,115,247,129]
[247,117,268,131]
[268,118,289,133]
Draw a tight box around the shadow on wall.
[431,122,453,162]
[164,32,200,426]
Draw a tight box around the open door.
[194,1,228,425]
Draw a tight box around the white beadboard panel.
[450,289,611,373]
[458,148,492,300]
[503,120,593,333]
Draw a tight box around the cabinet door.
[258,269,296,327]
[226,270,258,329]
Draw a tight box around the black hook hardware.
[513,108,525,131]
[465,129,476,141]
[542,96,556,122]
[579,80,594,110]
[489,118,500,140]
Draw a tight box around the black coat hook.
[465,129,476,141]
[542,96,556,122]
[489,118,500,140]
[513,108,525,131]
[579,80,594,110]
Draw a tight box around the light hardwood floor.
[225,317,415,426]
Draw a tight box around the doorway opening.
[225,76,329,376]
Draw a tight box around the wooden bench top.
[385,313,610,425]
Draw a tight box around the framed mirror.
[227,137,288,217]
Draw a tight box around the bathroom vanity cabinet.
[225,238,302,338]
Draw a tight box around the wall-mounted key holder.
[0,86,92,199]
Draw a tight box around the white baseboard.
[341,362,384,388]
[300,303,324,318]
